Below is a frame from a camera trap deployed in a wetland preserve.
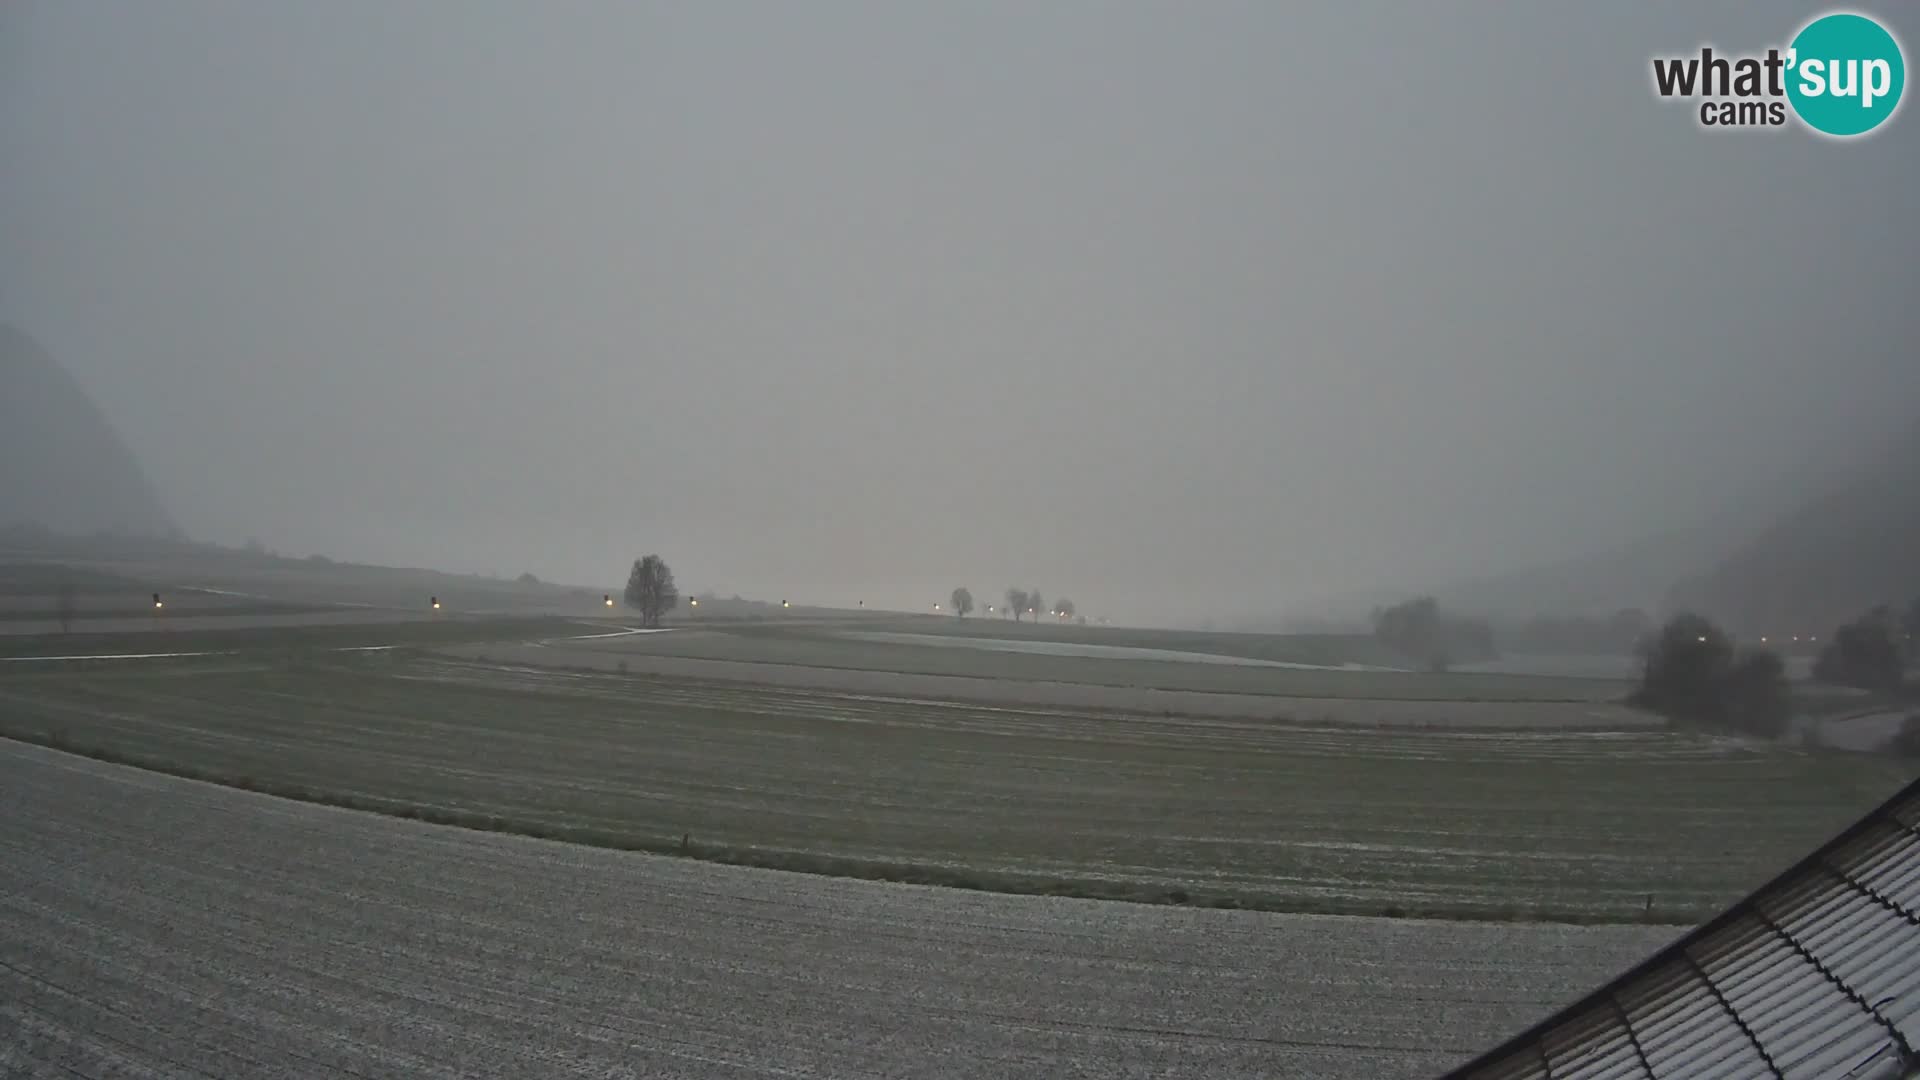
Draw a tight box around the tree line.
[1369,596,1494,672]
[942,586,1080,622]
[1629,597,1919,748]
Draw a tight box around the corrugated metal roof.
[1440,775,1920,1080]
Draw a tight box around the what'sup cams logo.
[1652,11,1906,137]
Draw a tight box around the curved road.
[1,742,1673,1079]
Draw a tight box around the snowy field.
[0,741,1678,1080]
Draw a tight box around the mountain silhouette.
[1,324,177,538]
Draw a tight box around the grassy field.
[0,615,586,657]
[0,551,615,617]
[2,651,1906,924]
[544,622,1633,703]
[845,615,1410,665]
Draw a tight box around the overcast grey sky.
[3,2,1915,623]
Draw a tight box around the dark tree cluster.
[1812,606,1908,693]
[1370,596,1494,672]
[1629,613,1790,739]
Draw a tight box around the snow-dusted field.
[0,741,1676,1080]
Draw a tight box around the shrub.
[1884,715,1920,758]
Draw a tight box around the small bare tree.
[56,581,75,633]
[950,587,974,618]
[1006,588,1029,622]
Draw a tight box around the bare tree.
[950,587,974,618]
[1006,588,1029,622]
[623,555,679,628]
[1028,588,1044,622]
[1054,597,1075,620]
[55,581,75,633]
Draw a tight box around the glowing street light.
[689,598,699,608]
[430,596,441,610]
[152,593,163,610]
[782,600,790,609]
[603,594,614,607]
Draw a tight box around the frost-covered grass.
[4,652,1907,924]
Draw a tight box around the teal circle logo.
[1787,12,1905,137]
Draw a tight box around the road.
[0,741,1674,1079]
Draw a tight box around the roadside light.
[152,593,163,610]
[431,596,441,610]
[1809,635,1818,642]
[603,594,613,607]
[1760,636,1769,643]
[1697,635,1707,643]
[933,603,941,611]
[689,598,698,607]
[782,600,790,609]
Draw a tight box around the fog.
[3,2,1915,625]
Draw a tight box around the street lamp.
[431,596,441,610]
[689,598,699,608]
[151,593,163,611]
[782,600,790,609]
[603,594,613,607]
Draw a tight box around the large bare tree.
[623,554,679,628]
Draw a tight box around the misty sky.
[3,2,1915,624]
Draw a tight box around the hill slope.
[1670,421,1920,633]
[1429,525,1739,619]
[0,324,176,538]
